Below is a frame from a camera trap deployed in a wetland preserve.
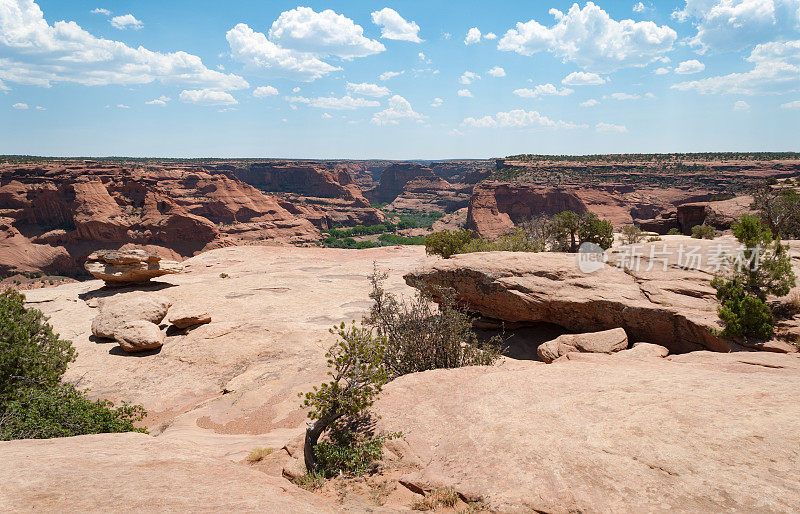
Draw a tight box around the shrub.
[766,177,778,185]
[550,211,614,252]
[365,270,502,378]
[621,225,645,244]
[667,228,682,235]
[751,185,800,238]
[691,225,716,239]
[246,447,274,463]
[292,472,326,491]
[713,280,774,340]
[577,212,614,250]
[0,290,146,440]
[424,230,473,258]
[313,428,399,477]
[378,233,425,245]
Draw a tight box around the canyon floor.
[2,244,800,512]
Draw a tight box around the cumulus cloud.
[462,109,586,129]
[484,32,497,40]
[346,82,390,97]
[609,92,641,100]
[633,2,647,13]
[253,85,279,98]
[464,27,481,45]
[227,7,385,82]
[487,66,506,77]
[179,89,238,106]
[781,100,800,109]
[595,122,628,133]
[654,66,671,74]
[457,89,473,97]
[733,100,750,111]
[672,40,800,95]
[562,71,607,85]
[581,98,600,107]
[321,112,332,119]
[371,8,422,42]
[379,70,404,81]
[674,0,800,52]
[459,71,480,85]
[91,8,110,16]
[145,95,171,106]
[371,95,424,125]
[35,105,45,110]
[12,102,27,109]
[498,2,676,72]
[514,84,574,98]
[675,59,705,74]
[110,14,142,30]
[0,0,247,90]
[430,97,443,107]
[288,95,379,110]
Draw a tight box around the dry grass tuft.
[245,446,273,463]
[410,488,460,511]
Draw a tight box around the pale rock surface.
[373,352,800,512]
[0,433,338,513]
[114,320,165,352]
[169,310,212,329]
[537,327,628,363]
[91,293,172,339]
[85,249,183,285]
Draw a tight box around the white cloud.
[179,89,238,106]
[321,112,333,119]
[117,104,130,109]
[498,2,676,72]
[595,122,628,133]
[145,95,171,106]
[610,92,641,100]
[581,99,600,107]
[379,70,404,81]
[484,32,497,40]
[457,89,473,97]
[644,92,657,99]
[371,95,424,125]
[487,66,506,77]
[442,32,452,40]
[674,0,800,52]
[371,8,422,43]
[226,24,340,82]
[733,100,750,111]
[633,2,647,13]
[672,40,800,95]
[448,129,464,136]
[12,102,27,109]
[268,7,385,58]
[562,71,607,85]
[91,8,110,16]
[514,84,574,98]
[0,79,7,91]
[0,0,247,91]
[654,66,671,74]
[459,71,480,84]
[288,95,379,110]
[462,109,586,129]
[464,27,481,45]
[781,100,800,109]
[430,97,443,107]
[346,82,390,97]
[675,59,705,74]
[35,105,45,110]
[253,85,279,98]
[110,14,142,30]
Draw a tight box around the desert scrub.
[667,228,682,235]
[0,289,146,440]
[410,488,460,511]
[691,225,716,239]
[292,471,326,491]
[313,429,400,477]
[621,225,645,244]
[246,446,274,463]
[424,229,474,258]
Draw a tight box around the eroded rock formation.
[85,249,183,285]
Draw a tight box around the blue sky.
[0,0,798,158]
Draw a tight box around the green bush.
[424,230,474,258]
[577,212,614,250]
[620,225,645,245]
[396,211,444,230]
[713,280,774,339]
[691,225,716,239]
[0,290,146,440]
[313,429,399,477]
[378,233,425,245]
[667,228,682,235]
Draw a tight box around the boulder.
[538,327,628,363]
[91,293,172,339]
[616,342,670,359]
[114,320,165,352]
[85,249,183,285]
[169,310,212,329]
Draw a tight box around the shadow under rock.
[78,281,177,302]
[475,321,568,361]
[108,345,163,357]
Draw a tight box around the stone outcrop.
[84,249,183,285]
[676,195,754,233]
[387,176,474,213]
[537,327,628,362]
[365,163,438,204]
[114,320,165,352]
[91,293,172,339]
[169,309,212,329]
[405,250,730,354]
